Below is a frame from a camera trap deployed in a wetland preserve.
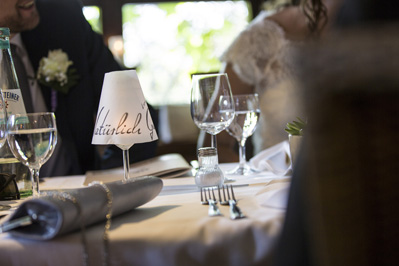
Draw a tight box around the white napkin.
[249,141,292,176]
[256,178,291,209]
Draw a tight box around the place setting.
[0,70,295,237]
[0,31,295,262]
[0,70,163,238]
[189,73,292,219]
[0,70,297,266]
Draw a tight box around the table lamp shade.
[92,70,158,145]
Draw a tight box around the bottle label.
[2,89,27,119]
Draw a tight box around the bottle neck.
[0,30,10,49]
[0,39,10,50]
[198,147,219,167]
[0,33,27,117]
[0,37,19,90]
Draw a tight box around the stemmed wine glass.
[191,73,235,182]
[191,73,235,148]
[117,144,132,182]
[225,94,260,175]
[7,112,57,197]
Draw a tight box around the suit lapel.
[21,31,53,111]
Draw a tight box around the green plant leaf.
[285,117,307,136]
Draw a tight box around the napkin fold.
[256,178,291,209]
[2,176,163,240]
[249,141,292,176]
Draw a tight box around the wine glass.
[191,73,235,148]
[7,112,57,197]
[225,94,260,175]
[191,73,235,182]
[116,144,132,182]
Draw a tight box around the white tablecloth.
[0,163,290,266]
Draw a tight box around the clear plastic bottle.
[0,27,31,198]
[195,147,224,188]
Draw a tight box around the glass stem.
[123,149,130,182]
[238,139,247,169]
[211,134,217,148]
[30,168,40,197]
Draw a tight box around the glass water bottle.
[0,27,31,198]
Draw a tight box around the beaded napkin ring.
[42,181,113,266]
[90,181,113,266]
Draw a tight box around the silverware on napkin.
[0,176,163,240]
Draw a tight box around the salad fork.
[218,185,245,220]
[200,187,222,217]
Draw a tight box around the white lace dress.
[221,11,303,154]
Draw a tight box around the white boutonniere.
[37,49,79,94]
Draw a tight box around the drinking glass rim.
[191,73,228,79]
[7,112,57,130]
[231,93,259,98]
[9,112,55,118]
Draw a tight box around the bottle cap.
[198,147,217,157]
[0,28,10,37]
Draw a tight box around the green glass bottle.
[0,27,31,199]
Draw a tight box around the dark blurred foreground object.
[334,0,399,27]
[272,25,399,266]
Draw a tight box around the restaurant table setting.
[0,70,293,265]
[0,142,292,266]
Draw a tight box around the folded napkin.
[256,178,291,209]
[1,176,163,240]
[249,141,292,176]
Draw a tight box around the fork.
[200,187,222,217]
[218,185,245,220]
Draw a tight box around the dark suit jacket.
[21,0,158,175]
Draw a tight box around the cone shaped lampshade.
[92,70,158,146]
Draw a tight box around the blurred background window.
[82,6,103,34]
[83,1,251,106]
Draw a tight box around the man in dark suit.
[0,0,158,176]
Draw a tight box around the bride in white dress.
[217,0,344,158]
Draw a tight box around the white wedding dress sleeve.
[221,12,303,154]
